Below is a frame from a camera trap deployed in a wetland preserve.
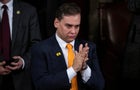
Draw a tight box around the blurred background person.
[0,0,41,90]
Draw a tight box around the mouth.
[69,35,76,38]
[69,36,76,39]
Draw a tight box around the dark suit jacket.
[0,0,41,90]
[31,35,104,90]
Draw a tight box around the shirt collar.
[0,0,13,10]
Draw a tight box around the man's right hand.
[0,61,11,75]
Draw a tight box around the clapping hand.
[72,43,89,72]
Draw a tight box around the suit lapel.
[12,0,21,48]
[50,35,67,70]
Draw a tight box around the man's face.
[54,14,81,43]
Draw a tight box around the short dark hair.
[55,2,81,20]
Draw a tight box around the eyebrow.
[65,23,80,27]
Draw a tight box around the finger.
[79,44,83,53]
[82,45,88,53]
[0,61,6,66]
[5,65,17,70]
[2,69,11,75]
[84,57,89,62]
[6,62,21,70]
[85,43,88,47]
[12,56,22,60]
[3,71,11,75]
[84,43,89,52]
[11,62,19,66]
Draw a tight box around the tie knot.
[66,43,73,49]
[2,5,8,10]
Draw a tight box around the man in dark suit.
[0,0,41,90]
[31,2,104,90]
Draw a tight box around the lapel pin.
[16,10,20,14]
[56,52,61,56]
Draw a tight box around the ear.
[54,18,59,28]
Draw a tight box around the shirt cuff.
[21,58,25,69]
[67,66,77,83]
[81,65,91,83]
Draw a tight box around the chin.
[66,39,73,43]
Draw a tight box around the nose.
[71,26,77,33]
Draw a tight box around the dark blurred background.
[21,0,140,90]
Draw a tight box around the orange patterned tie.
[66,43,78,90]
